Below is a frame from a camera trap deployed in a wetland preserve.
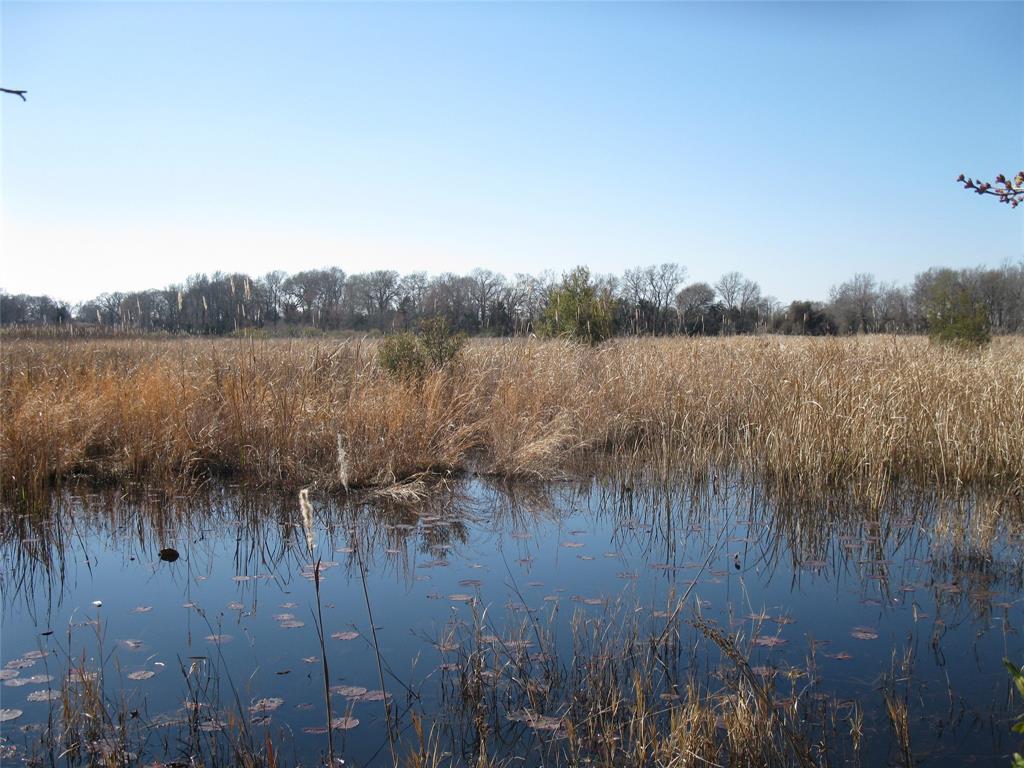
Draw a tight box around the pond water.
[1,477,1022,766]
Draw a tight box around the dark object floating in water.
[158,548,180,563]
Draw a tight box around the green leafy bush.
[918,271,991,349]
[378,316,465,380]
[1006,659,1024,767]
[378,332,428,380]
[541,266,614,344]
[418,316,466,368]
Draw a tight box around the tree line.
[2,261,1022,338]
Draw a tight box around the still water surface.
[1,478,1021,766]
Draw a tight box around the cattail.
[298,487,315,558]
[336,434,350,492]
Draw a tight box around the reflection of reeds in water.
[3,336,1022,507]
[3,478,1022,766]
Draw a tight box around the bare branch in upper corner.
[1,88,28,101]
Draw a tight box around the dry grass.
[2,335,1022,503]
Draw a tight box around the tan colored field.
[2,335,1022,503]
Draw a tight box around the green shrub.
[541,266,614,344]
[418,316,466,368]
[378,316,464,380]
[927,288,991,349]
[1006,660,1024,767]
[919,271,991,349]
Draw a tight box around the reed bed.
[2,335,1022,504]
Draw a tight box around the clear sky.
[1,1,1021,305]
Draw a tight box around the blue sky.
[1,1,1021,304]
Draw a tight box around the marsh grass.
[3,336,1022,508]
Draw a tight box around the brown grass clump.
[2,335,1022,503]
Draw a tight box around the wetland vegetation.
[1,335,1023,766]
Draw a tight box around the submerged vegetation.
[2,335,1023,505]
[2,477,1022,767]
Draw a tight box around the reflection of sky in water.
[1,479,1022,766]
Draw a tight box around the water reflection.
[1,476,1022,766]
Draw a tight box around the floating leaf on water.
[302,726,328,735]
[616,572,639,580]
[560,541,584,549]
[251,715,272,727]
[130,605,153,614]
[5,660,34,670]
[26,690,60,703]
[419,560,449,569]
[301,657,319,664]
[127,671,155,681]
[604,551,623,558]
[349,689,391,703]
[577,555,595,561]
[232,575,251,582]
[746,612,772,622]
[753,636,788,648]
[448,594,474,603]
[0,709,22,723]
[198,718,227,732]
[226,602,244,611]
[850,627,878,641]
[510,710,563,732]
[279,620,305,629]
[652,610,671,618]
[25,675,53,684]
[330,685,368,698]
[3,679,31,687]
[22,651,47,661]
[205,635,232,645]
[295,702,315,710]
[827,652,853,661]
[543,595,560,602]
[458,579,482,588]
[158,548,179,563]
[67,670,98,684]
[0,670,19,681]
[330,717,359,730]
[335,546,354,554]
[117,639,144,651]
[280,602,298,609]
[331,631,359,641]
[249,698,284,714]
[435,642,459,652]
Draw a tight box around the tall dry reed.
[2,336,1022,504]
